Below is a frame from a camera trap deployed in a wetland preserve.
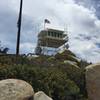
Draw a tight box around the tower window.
[48,31,50,36]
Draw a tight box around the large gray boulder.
[86,63,100,100]
[34,91,53,100]
[0,79,34,100]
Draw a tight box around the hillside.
[0,50,90,100]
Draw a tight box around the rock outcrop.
[0,79,34,100]
[55,50,80,63]
[86,63,100,100]
[34,91,53,100]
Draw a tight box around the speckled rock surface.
[86,64,100,100]
[34,91,53,100]
[0,79,34,100]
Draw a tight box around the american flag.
[44,19,50,24]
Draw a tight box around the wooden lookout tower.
[35,28,68,55]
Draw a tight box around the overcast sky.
[0,0,100,63]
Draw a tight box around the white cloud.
[0,0,100,63]
[20,42,36,54]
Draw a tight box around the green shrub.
[0,54,88,100]
[0,64,86,100]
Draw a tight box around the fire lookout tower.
[35,28,69,55]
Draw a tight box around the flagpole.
[16,0,23,55]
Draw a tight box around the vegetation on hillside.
[0,50,90,100]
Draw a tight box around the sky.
[0,0,100,63]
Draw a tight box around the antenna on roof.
[64,24,68,34]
